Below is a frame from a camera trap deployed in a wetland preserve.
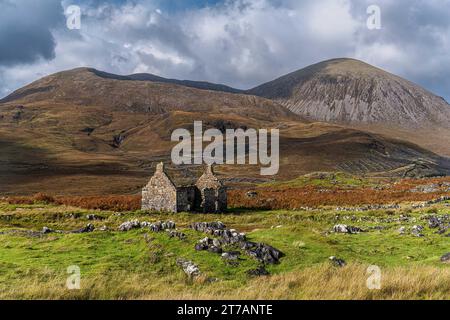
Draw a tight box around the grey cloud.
[0,0,64,66]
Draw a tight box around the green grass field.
[0,200,449,300]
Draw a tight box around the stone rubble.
[247,265,270,276]
[190,221,284,265]
[222,251,241,261]
[118,220,176,232]
[72,223,95,233]
[441,253,450,263]
[410,182,450,193]
[336,204,400,212]
[167,230,186,240]
[422,214,450,235]
[333,224,364,234]
[411,225,424,237]
[411,196,450,209]
[329,256,346,267]
[176,258,201,278]
[42,226,53,234]
[86,214,104,221]
[118,220,141,231]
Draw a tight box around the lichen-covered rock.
[167,230,186,240]
[245,243,284,264]
[411,225,424,237]
[247,266,270,276]
[118,220,141,231]
[72,223,95,233]
[192,221,283,264]
[42,226,53,234]
[222,252,240,261]
[329,256,346,267]
[441,253,450,263]
[333,224,364,234]
[176,258,201,278]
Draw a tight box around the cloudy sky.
[1,0,449,100]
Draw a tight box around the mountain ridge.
[0,60,449,194]
[248,58,450,128]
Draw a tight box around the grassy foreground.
[0,200,449,300]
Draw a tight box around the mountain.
[0,67,449,195]
[248,58,450,156]
[248,58,450,127]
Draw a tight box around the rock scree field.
[0,174,449,300]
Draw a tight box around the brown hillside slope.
[0,68,448,195]
[248,58,450,156]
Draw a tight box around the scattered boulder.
[42,226,53,234]
[411,225,424,237]
[246,191,258,198]
[247,265,270,276]
[167,230,186,240]
[441,253,450,263]
[119,220,176,232]
[425,215,450,235]
[398,226,407,235]
[176,258,201,279]
[190,222,226,234]
[222,251,241,261]
[410,184,440,193]
[118,220,141,231]
[98,225,109,231]
[208,246,223,254]
[195,243,208,251]
[191,221,284,264]
[333,224,364,234]
[244,243,284,264]
[86,214,104,221]
[428,216,441,229]
[72,223,95,233]
[149,221,173,232]
[329,256,346,267]
[194,237,222,254]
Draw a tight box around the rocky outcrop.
[249,58,450,129]
[176,258,201,278]
[118,219,176,232]
[441,253,450,263]
[333,224,364,234]
[190,221,284,265]
[329,256,346,267]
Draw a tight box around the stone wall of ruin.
[142,163,178,213]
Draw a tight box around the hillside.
[248,58,450,155]
[0,67,449,195]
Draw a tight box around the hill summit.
[248,58,450,129]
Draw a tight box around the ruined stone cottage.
[141,163,227,213]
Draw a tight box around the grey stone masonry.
[141,163,227,213]
[141,163,178,213]
[196,165,227,213]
